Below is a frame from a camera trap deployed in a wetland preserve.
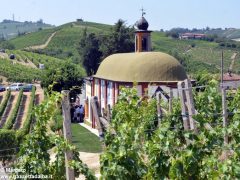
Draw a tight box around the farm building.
[223,72,240,89]
[84,15,188,127]
[179,33,206,40]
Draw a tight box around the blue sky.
[1,0,240,30]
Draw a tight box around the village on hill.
[1,3,240,179]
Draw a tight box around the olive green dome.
[94,52,187,82]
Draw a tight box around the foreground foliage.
[13,92,96,179]
[101,82,240,179]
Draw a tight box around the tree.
[41,61,85,92]
[78,29,102,76]
[100,19,135,59]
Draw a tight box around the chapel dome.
[136,16,149,30]
[94,52,187,82]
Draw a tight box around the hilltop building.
[84,14,187,127]
[179,33,206,40]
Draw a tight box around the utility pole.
[61,90,75,180]
[222,87,228,145]
[220,51,228,145]
[221,50,224,88]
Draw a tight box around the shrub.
[0,90,11,117]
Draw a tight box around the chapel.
[84,14,187,126]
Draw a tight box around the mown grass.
[71,123,102,153]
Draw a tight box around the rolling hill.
[0,19,54,40]
[3,20,240,75]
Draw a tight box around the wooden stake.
[61,90,75,180]
[222,87,228,145]
[221,50,224,87]
[169,89,173,113]
[184,79,197,131]
[177,81,189,130]
[90,96,103,136]
[106,104,111,122]
[90,97,115,137]
[156,92,163,125]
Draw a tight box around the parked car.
[20,84,34,92]
[6,83,24,91]
[0,85,5,92]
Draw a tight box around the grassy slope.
[71,123,102,153]
[0,58,42,82]
[45,22,111,58]
[195,28,240,40]
[9,28,56,49]
[152,32,240,73]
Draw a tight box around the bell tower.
[135,9,152,52]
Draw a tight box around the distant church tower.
[135,9,152,52]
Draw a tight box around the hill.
[5,20,240,74]
[196,28,240,40]
[0,19,54,40]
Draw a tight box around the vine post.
[177,81,189,130]
[169,89,173,113]
[184,79,197,132]
[221,87,228,145]
[61,90,75,180]
[156,92,163,125]
[90,96,104,136]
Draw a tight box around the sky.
[1,0,240,30]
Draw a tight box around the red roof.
[223,73,240,81]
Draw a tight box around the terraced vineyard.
[0,57,42,83]
[0,49,79,83]
[0,87,36,134]
[6,49,66,69]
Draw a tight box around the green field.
[71,124,102,153]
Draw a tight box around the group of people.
[71,104,85,123]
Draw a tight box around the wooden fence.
[90,78,229,145]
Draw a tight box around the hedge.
[0,90,11,118]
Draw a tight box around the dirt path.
[0,52,8,59]
[229,52,238,72]
[12,92,30,130]
[76,152,101,180]
[34,84,44,105]
[25,32,56,50]
[0,92,18,128]
[49,150,101,180]
[14,59,37,69]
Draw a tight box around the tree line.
[78,19,135,76]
